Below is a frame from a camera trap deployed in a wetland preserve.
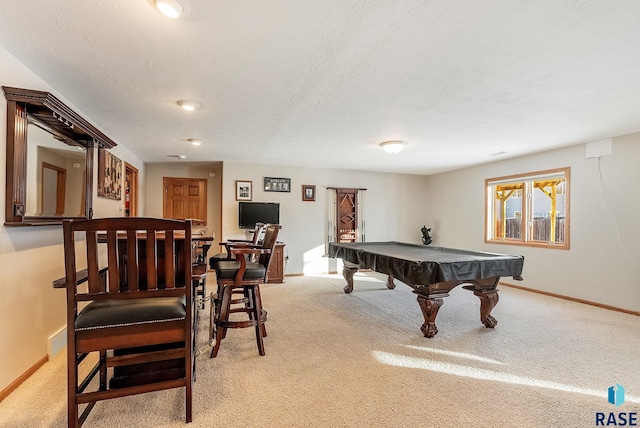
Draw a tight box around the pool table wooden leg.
[386,275,396,289]
[342,266,358,293]
[473,289,499,328]
[417,296,443,338]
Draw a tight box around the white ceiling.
[1,1,640,175]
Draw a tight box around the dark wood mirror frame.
[3,87,117,226]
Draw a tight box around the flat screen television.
[238,202,280,229]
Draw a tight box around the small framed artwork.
[97,148,123,200]
[236,180,252,201]
[264,177,291,192]
[302,184,316,201]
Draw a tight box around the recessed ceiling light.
[177,100,200,111]
[188,139,202,146]
[154,0,183,18]
[379,140,406,154]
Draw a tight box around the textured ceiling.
[1,1,640,175]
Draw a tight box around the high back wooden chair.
[210,223,280,358]
[63,217,193,427]
[208,222,265,270]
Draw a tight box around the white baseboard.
[47,326,66,357]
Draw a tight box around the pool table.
[328,241,524,337]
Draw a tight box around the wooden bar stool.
[210,224,279,358]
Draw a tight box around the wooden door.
[41,162,66,215]
[163,177,207,224]
[336,189,357,243]
[124,163,138,217]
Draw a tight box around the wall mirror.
[26,120,87,217]
[3,87,116,226]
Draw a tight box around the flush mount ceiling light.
[154,0,183,18]
[380,140,406,154]
[188,139,202,146]
[177,100,200,111]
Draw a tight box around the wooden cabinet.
[267,242,285,283]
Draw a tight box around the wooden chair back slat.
[146,229,158,290]
[86,231,100,294]
[164,230,176,288]
[126,229,139,291]
[259,224,280,270]
[106,230,119,292]
[64,217,192,295]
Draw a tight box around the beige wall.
[424,137,640,312]
[0,46,145,393]
[220,162,431,275]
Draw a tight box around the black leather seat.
[215,261,266,280]
[75,297,186,331]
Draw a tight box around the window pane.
[531,179,566,243]
[494,184,523,240]
[486,167,569,249]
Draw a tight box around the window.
[485,167,569,249]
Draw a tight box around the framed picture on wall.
[97,148,122,200]
[236,180,252,201]
[302,184,316,201]
[264,177,291,192]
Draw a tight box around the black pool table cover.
[328,241,524,287]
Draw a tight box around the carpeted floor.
[1,272,639,427]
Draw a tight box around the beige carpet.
[1,272,639,427]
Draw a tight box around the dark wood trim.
[327,187,367,191]
[0,355,48,402]
[2,87,112,225]
[500,281,640,317]
[2,87,116,149]
[5,102,27,223]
